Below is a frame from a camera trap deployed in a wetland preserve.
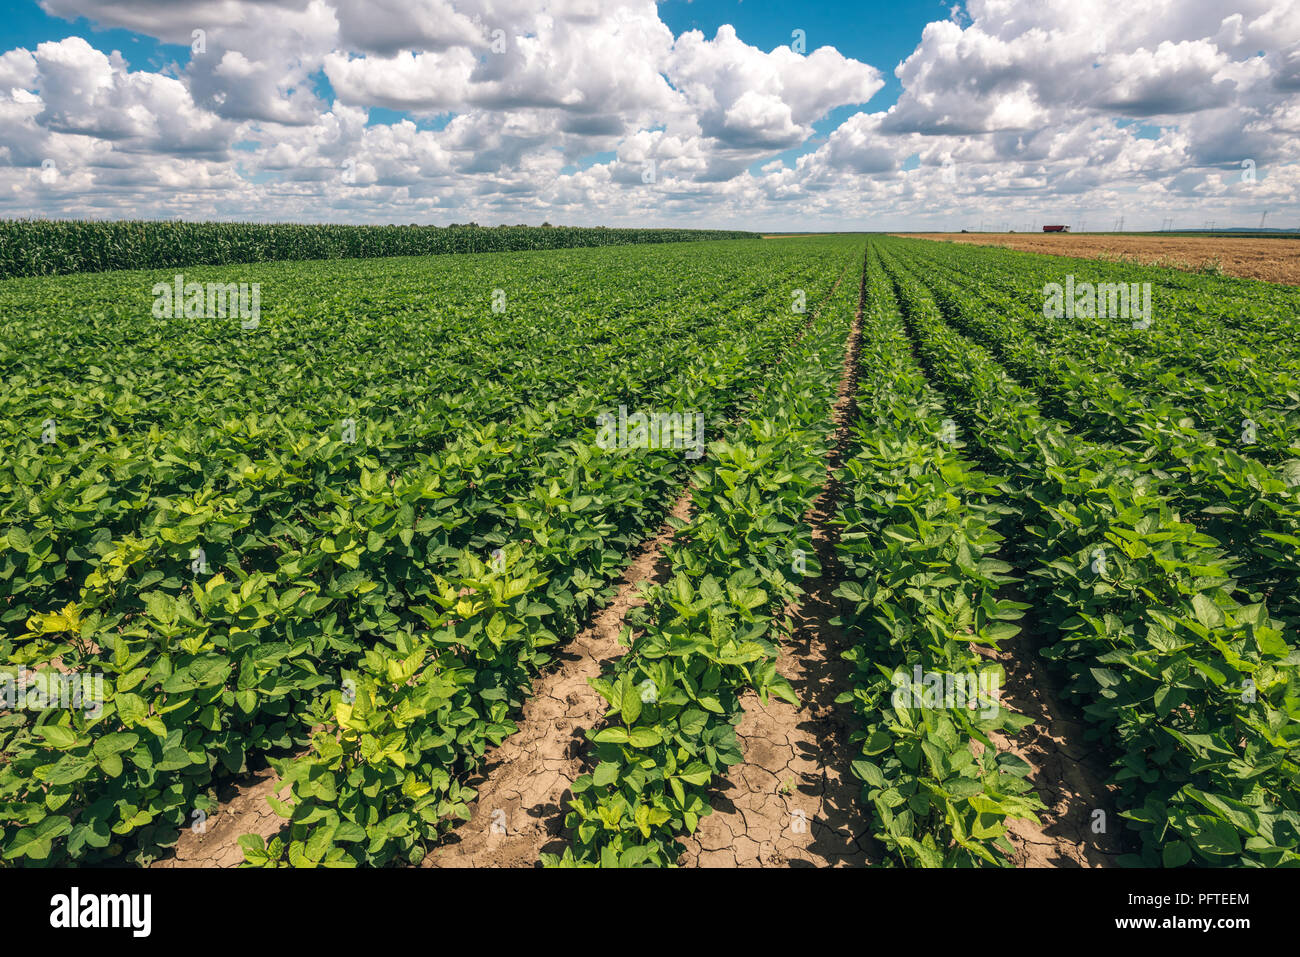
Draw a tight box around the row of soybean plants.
[2,243,795,674]
[0,220,756,280]
[890,241,1300,636]
[909,237,1300,359]
[879,242,1300,867]
[238,240,861,867]
[0,238,855,866]
[541,246,863,867]
[902,237,1300,427]
[900,237,1300,381]
[829,245,1044,867]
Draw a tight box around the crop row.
[0,220,755,280]
[831,245,1043,866]
[542,249,863,866]
[879,242,1300,867]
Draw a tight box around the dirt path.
[976,626,1124,867]
[154,766,289,868]
[423,494,692,868]
[677,252,873,868]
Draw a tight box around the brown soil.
[154,767,290,868]
[423,494,692,868]
[974,627,1124,867]
[894,233,1300,285]
[677,253,873,868]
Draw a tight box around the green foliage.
[544,250,860,867]
[878,237,1300,867]
[0,220,755,279]
[5,229,1295,871]
[832,248,1043,866]
[0,235,858,866]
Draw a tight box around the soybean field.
[2,233,1298,869]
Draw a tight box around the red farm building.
[1042,224,1070,232]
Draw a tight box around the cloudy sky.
[1,0,1296,230]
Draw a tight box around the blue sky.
[0,0,938,168]
[1,0,1295,229]
[2,4,183,70]
[658,0,946,104]
[1,0,945,101]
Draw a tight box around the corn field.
[0,220,756,280]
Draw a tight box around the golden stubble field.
[893,233,1300,285]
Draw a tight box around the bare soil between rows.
[155,766,289,868]
[678,251,871,867]
[424,495,692,867]
[894,233,1300,285]
[976,625,1124,867]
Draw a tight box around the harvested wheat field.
[894,232,1300,284]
